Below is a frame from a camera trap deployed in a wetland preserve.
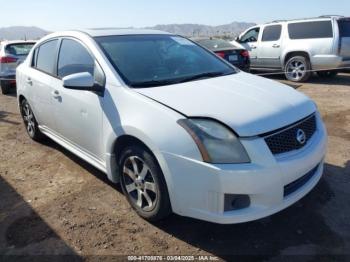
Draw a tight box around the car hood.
[135,72,316,137]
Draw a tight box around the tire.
[1,80,11,95]
[284,56,312,82]
[317,71,338,78]
[20,99,45,141]
[119,145,171,221]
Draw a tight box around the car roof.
[37,29,175,48]
[40,28,173,42]
[79,28,171,37]
[264,15,345,25]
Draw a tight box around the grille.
[264,114,317,155]
[284,164,319,197]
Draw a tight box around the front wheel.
[20,99,45,141]
[285,56,311,82]
[119,145,172,221]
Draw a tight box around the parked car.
[193,37,250,71]
[16,29,327,224]
[0,40,36,94]
[233,16,350,82]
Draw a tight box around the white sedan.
[16,29,327,224]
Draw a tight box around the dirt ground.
[0,73,350,261]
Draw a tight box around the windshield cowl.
[129,71,235,88]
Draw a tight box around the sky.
[1,0,350,31]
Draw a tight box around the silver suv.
[235,16,350,82]
[0,40,35,94]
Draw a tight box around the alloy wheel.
[122,156,158,212]
[22,102,35,137]
[286,59,307,81]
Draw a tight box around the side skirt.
[39,126,108,174]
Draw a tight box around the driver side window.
[58,39,94,78]
[240,27,260,43]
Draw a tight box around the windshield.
[95,35,236,88]
[5,43,35,56]
[196,38,236,50]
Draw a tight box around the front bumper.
[162,113,327,224]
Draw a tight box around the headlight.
[178,118,250,164]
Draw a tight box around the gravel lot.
[0,73,350,261]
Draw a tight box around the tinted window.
[196,39,236,50]
[288,21,333,39]
[5,43,35,56]
[338,20,350,37]
[36,40,58,75]
[95,35,235,88]
[58,39,94,78]
[240,28,260,43]
[262,25,282,41]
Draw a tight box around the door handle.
[272,44,280,48]
[26,78,32,85]
[251,45,257,49]
[52,90,60,99]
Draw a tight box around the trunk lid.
[0,55,24,76]
[214,49,249,70]
[1,42,35,75]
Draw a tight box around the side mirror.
[63,72,94,89]
[63,72,103,93]
[234,36,242,43]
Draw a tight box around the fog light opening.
[224,194,251,212]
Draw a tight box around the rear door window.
[288,21,333,39]
[35,40,59,75]
[338,19,350,37]
[262,25,282,42]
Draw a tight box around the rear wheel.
[0,80,11,95]
[317,71,338,78]
[119,145,171,221]
[20,99,45,141]
[285,56,311,82]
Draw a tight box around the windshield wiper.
[130,71,234,88]
[176,71,233,84]
[130,79,177,88]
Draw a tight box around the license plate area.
[228,55,238,61]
